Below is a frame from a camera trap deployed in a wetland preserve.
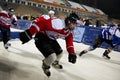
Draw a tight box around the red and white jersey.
[0,10,18,28]
[29,15,75,53]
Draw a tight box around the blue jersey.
[100,24,118,40]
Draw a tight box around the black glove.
[19,29,32,44]
[68,53,77,64]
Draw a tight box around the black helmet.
[69,12,80,20]
[65,12,79,27]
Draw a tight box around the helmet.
[69,12,80,20]
[48,10,55,14]
[8,7,14,12]
[65,12,79,27]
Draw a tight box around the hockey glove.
[19,29,32,44]
[68,53,77,64]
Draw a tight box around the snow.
[0,39,120,80]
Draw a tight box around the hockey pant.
[34,32,63,66]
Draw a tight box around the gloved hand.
[19,29,32,44]
[68,53,77,64]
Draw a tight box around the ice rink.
[0,39,120,80]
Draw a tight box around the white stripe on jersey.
[31,23,40,31]
[115,29,120,38]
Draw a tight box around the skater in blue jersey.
[79,24,120,59]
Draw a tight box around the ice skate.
[79,50,87,56]
[42,60,51,77]
[102,50,111,59]
[4,43,11,49]
[102,54,111,59]
[52,61,63,69]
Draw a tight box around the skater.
[19,12,79,77]
[0,8,18,49]
[79,24,120,59]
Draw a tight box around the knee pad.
[56,51,63,61]
[44,53,57,66]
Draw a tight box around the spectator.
[77,18,84,27]
[96,19,101,27]
[84,17,90,26]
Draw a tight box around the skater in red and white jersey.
[0,8,18,49]
[19,12,79,77]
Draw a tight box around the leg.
[102,40,114,59]
[42,53,56,77]
[34,33,57,77]
[0,27,11,49]
[102,48,112,59]
[2,28,10,44]
[42,60,51,77]
[79,35,103,56]
[50,40,63,69]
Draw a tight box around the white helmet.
[48,10,55,14]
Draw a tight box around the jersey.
[29,15,75,54]
[100,24,118,40]
[0,10,18,28]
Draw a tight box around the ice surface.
[0,39,120,80]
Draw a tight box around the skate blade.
[102,56,110,60]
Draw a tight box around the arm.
[65,33,77,64]
[11,15,18,26]
[19,16,44,44]
[19,22,40,44]
[19,29,32,44]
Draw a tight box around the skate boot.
[103,54,111,59]
[52,61,63,69]
[102,50,111,59]
[79,50,87,56]
[4,43,11,49]
[42,60,51,77]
